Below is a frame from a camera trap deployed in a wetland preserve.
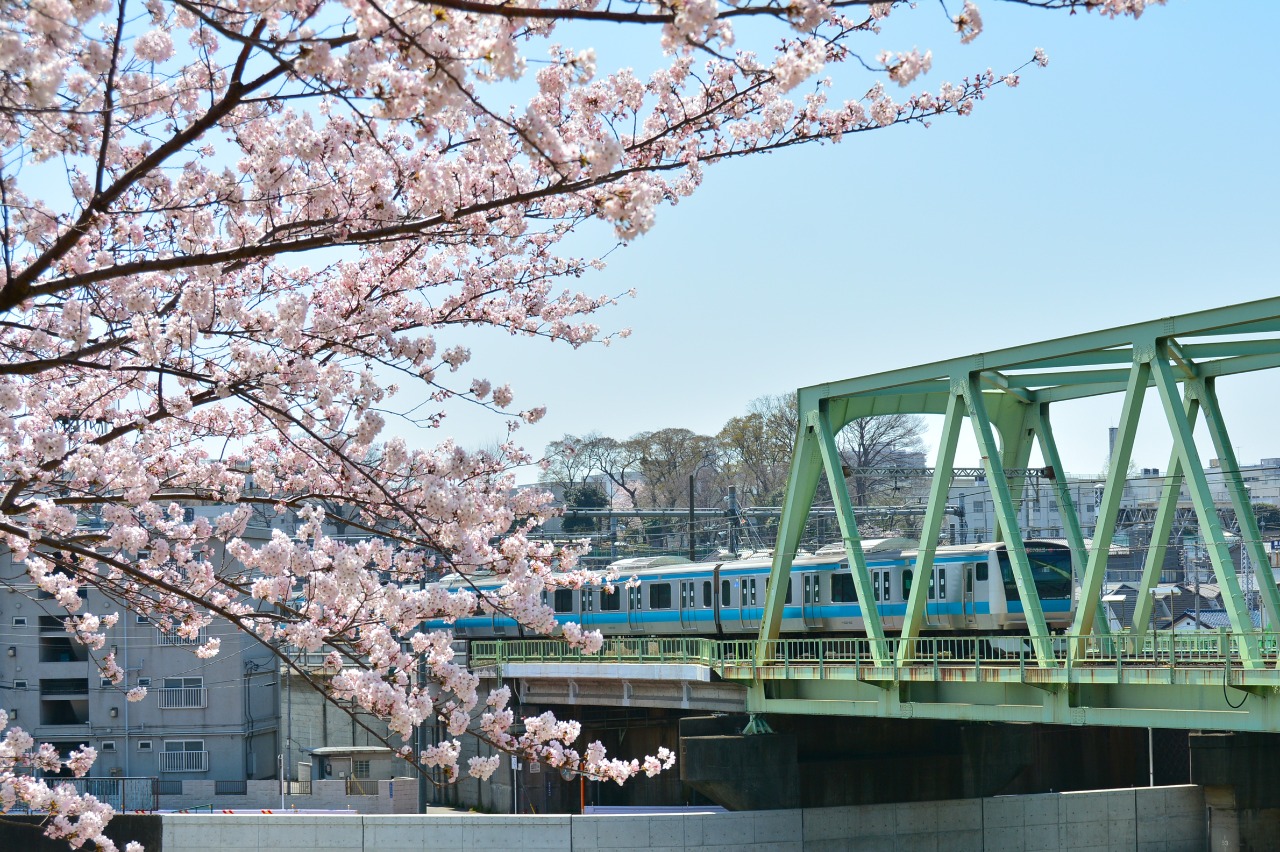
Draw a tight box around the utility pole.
[688,474,696,562]
[728,485,740,556]
[417,574,428,814]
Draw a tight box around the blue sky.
[433,2,1280,480]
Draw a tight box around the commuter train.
[437,539,1076,638]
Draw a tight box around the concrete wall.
[158,778,415,814]
[144,785,1205,852]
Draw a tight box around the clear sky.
[428,2,1280,482]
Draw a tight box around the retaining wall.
[148,785,1204,852]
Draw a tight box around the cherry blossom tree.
[0,0,1161,845]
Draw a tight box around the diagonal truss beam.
[813,403,890,665]
[1150,344,1261,667]
[1200,378,1280,633]
[964,376,1053,666]
[1071,354,1149,641]
[897,389,965,662]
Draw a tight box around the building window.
[101,741,116,752]
[159,740,208,773]
[159,677,206,709]
[353,760,371,779]
[972,500,984,512]
[138,740,153,751]
[11,617,26,627]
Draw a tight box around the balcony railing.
[158,751,208,773]
[157,630,203,646]
[157,687,207,709]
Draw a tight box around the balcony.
[156,629,204,646]
[157,687,207,709]
[158,751,208,773]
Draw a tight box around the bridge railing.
[471,637,719,667]
[471,631,1280,675]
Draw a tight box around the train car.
[433,540,1075,639]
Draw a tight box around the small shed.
[310,745,398,784]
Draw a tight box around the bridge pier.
[1191,731,1280,851]
[680,715,1181,811]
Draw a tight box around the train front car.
[978,540,1076,631]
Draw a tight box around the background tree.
[541,434,601,493]
[0,0,1159,843]
[561,483,610,534]
[839,415,929,506]
[588,436,646,510]
[630,428,721,508]
[719,393,800,507]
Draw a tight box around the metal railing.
[471,637,719,667]
[158,751,209,773]
[157,630,203,646]
[60,778,158,812]
[157,687,207,709]
[345,777,378,796]
[470,631,1280,676]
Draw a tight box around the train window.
[976,563,988,582]
[928,573,935,600]
[881,572,890,602]
[581,589,592,612]
[748,579,757,606]
[872,571,879,602]
[785,581,793,605]
[649,583,672,610]
[940,569,947,599]
[902,569,913,599]
[803,576,811,604]
[553,589,574,613]
[600,589,620,611]
[703,581,711,607]
[1000,546,1072,600]
[831,573,856,603]
[721,579,731,607]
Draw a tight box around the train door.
[801,573,821,628]
[741,577,760,630]
[963,563,977,626]
[627,584,642,630]
[679,580,698,631]
[725,578,744,631]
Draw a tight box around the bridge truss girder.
[757,298,1280,676]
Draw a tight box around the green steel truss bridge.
[481,299,1280,732]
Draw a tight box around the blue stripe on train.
[439,598,1073,631]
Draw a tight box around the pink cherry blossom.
[0,0,1157,845]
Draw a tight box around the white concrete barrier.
[157,785,1206,852]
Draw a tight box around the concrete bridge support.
[681,715,1182,811]
[1191,731,1280,852]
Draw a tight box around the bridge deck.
[472,633,1280,731]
